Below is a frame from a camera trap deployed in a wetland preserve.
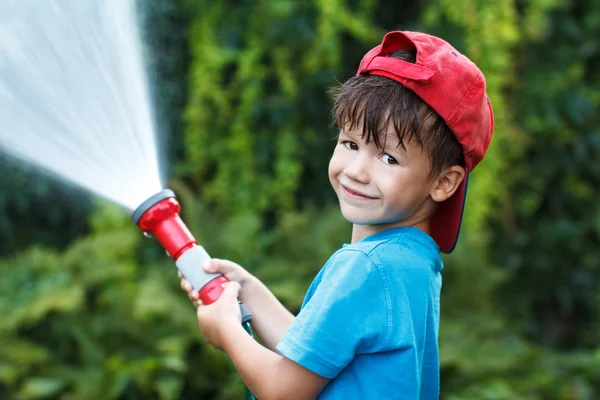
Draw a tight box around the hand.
[196,281,242,350]
[179,258,255,307]
[180,258,295,352]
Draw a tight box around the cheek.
[379,169,427,204]
[328,156,338,188]
[380,179,406,206]
[328,150,343,182]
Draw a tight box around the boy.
[180,30,493,399]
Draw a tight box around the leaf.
[0,362,20,384]
[18,377,67,399]
[0,338,49,365]
[156,376,183,400]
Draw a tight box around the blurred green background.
[1,0,599,399]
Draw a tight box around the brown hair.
[331,49,465,178]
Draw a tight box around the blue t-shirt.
[277,227,443,399]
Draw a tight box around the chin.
[340,209,377,225]
[341,207,407,226]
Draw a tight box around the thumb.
[220,281,241,300]
[203,258,239,274]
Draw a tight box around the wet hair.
[331,49,465,178]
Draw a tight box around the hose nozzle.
[132,189,195,260]
[132,190,252,322]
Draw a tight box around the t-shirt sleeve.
[276,249,391,379]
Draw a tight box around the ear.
[430,165,466,203]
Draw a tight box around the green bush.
[0,0,598,398]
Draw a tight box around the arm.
[222,320,329,400]
[197,282,329,400]
[180,258,295,351]
[242,275,296,351]
[195,250,385,398]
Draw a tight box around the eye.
[342,141,359,150]
[381,154,398,165]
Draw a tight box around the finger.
[203,258,239,274]
[188,290,199,301]
[221,281,241,300]
[180,279,192,292]
[178,270,183,279]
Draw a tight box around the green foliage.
[493,0,600,349]
[0,207,231,399]
[182,0,382,215]
[0,198,350,399]
[421,0,600,397]
[0,159,92,257]
[1,0,599,398]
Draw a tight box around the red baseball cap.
[356,31,494,253]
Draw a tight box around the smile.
[341,185,378,200]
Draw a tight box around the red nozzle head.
[132,190,197,260]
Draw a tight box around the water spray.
[0,1,257,398]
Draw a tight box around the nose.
[344,151,370,184]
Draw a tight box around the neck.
[351,218,431,243]
[350,200,436,243]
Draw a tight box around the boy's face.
[328,125,436,227]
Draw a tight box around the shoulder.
[319,247,382,289]
[340,227,442,273]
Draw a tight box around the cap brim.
[430,174,468,253]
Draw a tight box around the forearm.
[221,322,317,400]
[241,277,295,351]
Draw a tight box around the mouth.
[341,184,378,200]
